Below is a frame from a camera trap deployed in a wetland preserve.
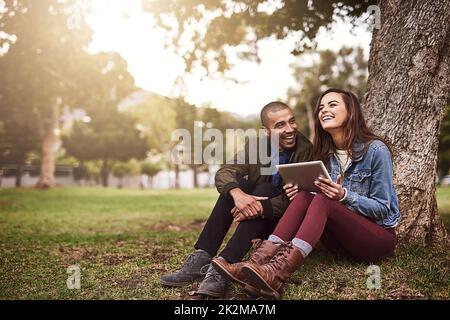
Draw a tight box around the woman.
[212,88,401,299]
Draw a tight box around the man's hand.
[230,207,248,222]
[229,188,267,220]
[314,175,345,200]
[283,183,299,201]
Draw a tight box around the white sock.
[268,234,285,244]
[292,238,313,258]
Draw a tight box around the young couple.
[160,88,401,299]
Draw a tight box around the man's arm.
[215,141,267,218]
[215,142,251,196]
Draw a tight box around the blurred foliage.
[124,95,178,152]
[143,0,376,74]
[0,0,136,186]
[62,110,147,187]
[141,161,163,177]
[112,160,141,179]
[0,0,90,171]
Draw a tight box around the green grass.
[437,187,450,229]
[0,187,449,300]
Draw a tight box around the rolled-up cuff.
[222,182,241,198]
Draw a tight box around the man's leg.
[194,177,252,257]
[197,182,281,297]
[218,182,282,263]
[160,177,251,287]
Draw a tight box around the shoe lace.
[204,266,223,283]
[265,243,293,272]
[199,263,210,276]
[181,252,208,274]
[250,240,264,261]
[181,253,196,271]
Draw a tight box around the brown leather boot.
[211,239,282,296]
[242,242,304,299]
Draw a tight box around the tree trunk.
[117,176,123,189]
[101,159,110,188]
[36,102,60,189]
[306,101,315,142]
[192,164,199,188]
[15,164,22,188]
[364,0,450,245]
[174,164,180,189]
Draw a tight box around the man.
[160,101,312,298]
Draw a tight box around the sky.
[86,0,373,116]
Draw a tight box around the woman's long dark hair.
[312,88,391,165]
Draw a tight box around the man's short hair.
[260,101,290,127]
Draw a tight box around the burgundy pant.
[273,192,397,263]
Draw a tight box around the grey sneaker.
[196,263,229,298]
[160,249,211,287]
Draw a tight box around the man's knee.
[235,218,276,235]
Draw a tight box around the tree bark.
[101,159,110,188]
[306,101,315,142]
[364,0,450,245]
[36,102,60,189]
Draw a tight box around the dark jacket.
[215,131,313,219]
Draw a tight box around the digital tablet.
[276,161,332,193]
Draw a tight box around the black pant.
[194,177,281,263]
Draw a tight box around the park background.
[0,0,449,299]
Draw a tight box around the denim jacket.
[328,140,401,228]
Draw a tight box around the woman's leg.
[295,193,396,263]
[270,191,315,241]
[241,193,397,298]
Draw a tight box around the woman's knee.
[311,192,333,208]
[292,191,314,204]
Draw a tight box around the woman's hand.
[314,175,346,200]
[283,183,299,201]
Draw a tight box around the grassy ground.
[0,187,449,300]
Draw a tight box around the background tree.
[0,114,40,187]
[112,159,141,189]
[121,93,179,187]
[63,109,148,187]
[0,0,94,188]
[62,51,145,187]
[140,162,163,189]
